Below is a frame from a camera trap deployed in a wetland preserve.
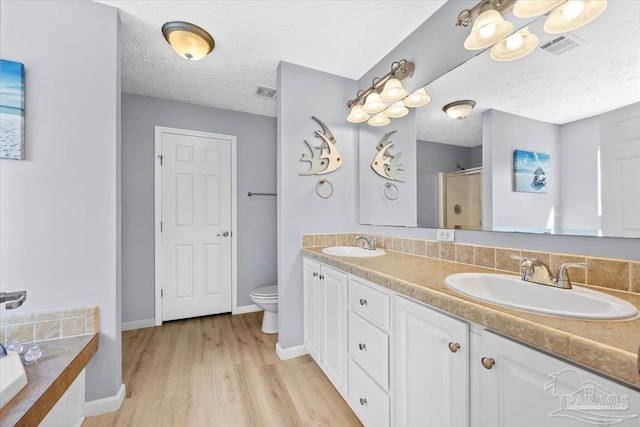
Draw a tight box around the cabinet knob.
[481,357,495,370]
[360,398,368,406]
[312,272,318,277]
[448,342,461,353]
[319,274,324,280]
[359,299,368,306]
[359,343,367,351]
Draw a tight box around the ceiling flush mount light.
[443,100,476,120]
[544,1,607,34]
[347,60,424,126]
[162,21,215,60]
[490,26,539,61]
[403,87,432,108]
[457,0,607,62]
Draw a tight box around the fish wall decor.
[371,131,404,182]
[299,116,342,175]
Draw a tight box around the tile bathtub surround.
[301,233,640,295]
[0,305,99,344]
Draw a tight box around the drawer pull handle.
[359,299,368,306]
[481,357,495,370]
[360,398,368,406]
[359,343,367,351]
[448,342,460,353]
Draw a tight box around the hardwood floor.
[83,312,361,427]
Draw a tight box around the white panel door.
[601,102,640,237]
[160,130,232,321]
[393,295,469,427]
[303,257,321,362]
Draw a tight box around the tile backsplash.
[302,233,640,295]
[0,305,99,344]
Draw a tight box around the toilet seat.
[250,285,278,299]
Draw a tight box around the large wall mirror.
[360,0,640,238]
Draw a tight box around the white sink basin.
[322,246,386,258]
[445,273,639,320]
[0,352,28,409]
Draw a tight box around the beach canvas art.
[0,59,25,160]
[513,149,549,193]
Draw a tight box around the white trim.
[234,304,262,315]
[276,343,309,361]
[82,383,126,417]
[73,418,85,427]
[122,318,156,331]
[154,126,238,326]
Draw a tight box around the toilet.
[249,285,278,334]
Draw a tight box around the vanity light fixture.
[162,21,215,61]
[403,87,432,108]
[543,0,607,34]
[347,59,419,126]
[490,26,539,61]
[368,112,391,127]
[443,100,476,120]
[457,0,607,61]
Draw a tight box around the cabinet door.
[320,264,349,397]
[393,295,469,427]
[474,331,640,427]
[303,257,321,362]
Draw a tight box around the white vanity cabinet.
[347,276,391,427]
[471,330,640,427]
[393,295,470,427]
[302,257,348,396]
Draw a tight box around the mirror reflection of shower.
[439,168,482,230]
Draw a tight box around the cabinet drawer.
[348,360,390,427]
[349,310,389,390]
[349,276,390,330]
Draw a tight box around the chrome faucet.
[355,235,377,250]
[511,255,585,289]
[0,291,27,309]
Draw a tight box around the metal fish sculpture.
[300,117,342,175]
[371,131,404,181]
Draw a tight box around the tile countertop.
[0,333,99,427]
[302,247,640,389]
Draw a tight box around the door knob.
[217,231,230,237]
[359,343,367,351]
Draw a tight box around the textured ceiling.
[96,0,446,117]
[416,1,640,146]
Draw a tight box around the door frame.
[153,126,238,326]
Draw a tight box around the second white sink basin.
[0,352,28,409]
[322,246,386,258]
[445,273,639,320]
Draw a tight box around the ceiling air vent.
[255,85,277,100]
[540,36,580,55]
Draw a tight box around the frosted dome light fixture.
[162,21,214,60]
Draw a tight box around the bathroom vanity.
[302,248,640,427]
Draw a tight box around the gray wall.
[0,0,122,401]
[277,62,358,349]
[417,140,479,228]
[121,93,277,326]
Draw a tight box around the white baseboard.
[276,343,308,361]
[234,304,262,315]
[122,318,156,331]
[82,383,126,417]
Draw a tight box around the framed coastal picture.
[0,59,25,160]
[513,149,550,193]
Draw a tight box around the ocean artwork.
[299,116,342,176]
[371,130,404,182]
[513,149,549,193]
[0,59,25,160]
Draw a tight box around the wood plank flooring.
[83,312,361,427]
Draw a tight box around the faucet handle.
[510,254,526,261]
[370,237,377,250]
